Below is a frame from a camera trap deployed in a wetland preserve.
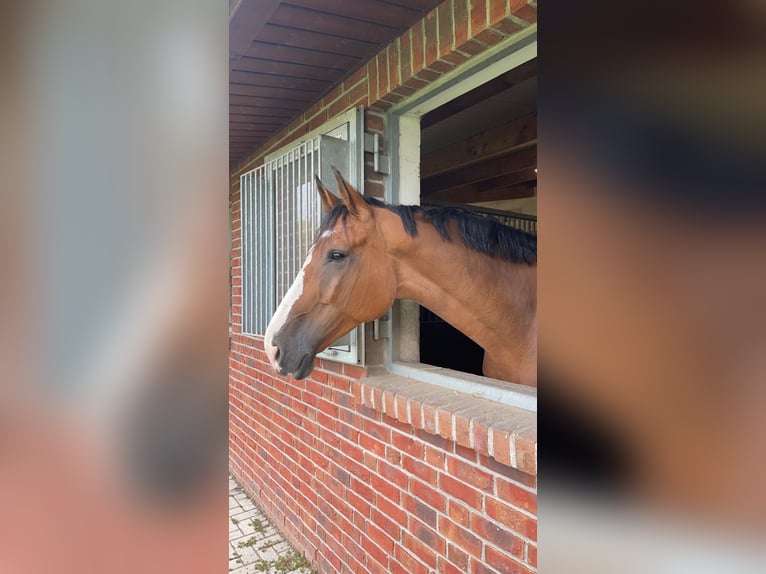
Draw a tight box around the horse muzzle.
[269,335,316,380]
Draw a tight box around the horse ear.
[315,175,341,214]
[332,166,372,221]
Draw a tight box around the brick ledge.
[352,370,537,476]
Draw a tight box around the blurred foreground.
[540,1,766,572]
[1,2,228,573]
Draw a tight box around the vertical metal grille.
[240,165,273,334]
[273,138,322,304]
[239,110,362,365]
[240,139,322,335]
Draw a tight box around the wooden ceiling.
[229,0,444,167]
[421,59,537,205]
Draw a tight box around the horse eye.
[328,250,346,262]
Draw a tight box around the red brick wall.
[230,1,538,572]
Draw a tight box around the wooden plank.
[233,56,342,81]
[230,0,283,66]
[229,83,316,101]
[230,105,295,118]
[246,41,359,69]
[229,94,308,109]
[285,0,421,28]
[258,24,378,57]
[269,5,398,44]
[421,59,537,129]
[230,70,330,92]
[421,113,537,178]
[420,147,537,196]
[427,182,536,204]
[423,169,537,200]
[384,0,441,11]
[229,119,285,128]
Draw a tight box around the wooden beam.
[420,146,537,196]
[425,182,536,204]
[421,112,536,178]
[421,58,537,129]
[422,169,537,199]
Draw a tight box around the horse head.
[264,169,397,379]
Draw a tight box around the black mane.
[318,196,536,265]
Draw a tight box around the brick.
[437,407,453,440]
[415,68,442,83]
[515,429,537,475]
[455,443,479,463]
[470,0,488,38]
[493,15,526,36]
[485,498,537,540]
[425,444,445,469]
[457,37,486,56]
[402,492,437,528]
[424,9,438,67]
[412,517,445,555]
[447,499,471,527]
[442,50,470,66]
[379,459,408,488]
[474,27,505,46]
[393,432,424,459]
[402,454,437,484]
[474,514,525,560]
[393,546,429,574]
[438,557,464,574]
[447,543,470,571]
[472,419,490,456]
[454,0,469,48]
[496,477,537,514]
[388,41,400,90]
[510,0,537,23]
[371,473,400,503]
[447,455,494,491]
[438,514,482,559]
[400,29,412,83]
[367,57,378,104]
[489,0,507,25]
[362,532,390,568]
[411,20,425,74]
[492,427,512,466]
[486,545,535,574]
[438,1,454,57]
[377,50,388,99]
[527,543,537,567]
[363,418,391,442]
[343,64,367,90]
[343,363,367,380]
[371,507,400,540]
[440,473,482,509]
[402,531,437,568]
[422,403,439,435]
[378,496,408,527]
[410,479,447,512]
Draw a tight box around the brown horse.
[264,168,537,386]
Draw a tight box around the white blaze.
[263,250,313,371]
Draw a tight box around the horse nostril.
[274,346,281,362]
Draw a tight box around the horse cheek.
[319,271,342,305]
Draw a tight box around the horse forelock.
[316,195,536,264]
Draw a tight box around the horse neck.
[389,218,536,357]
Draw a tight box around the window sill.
[353,368,537,477]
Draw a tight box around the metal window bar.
[239,130,360,366]
[422,199,537,236]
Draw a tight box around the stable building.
[229,1,538,572]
